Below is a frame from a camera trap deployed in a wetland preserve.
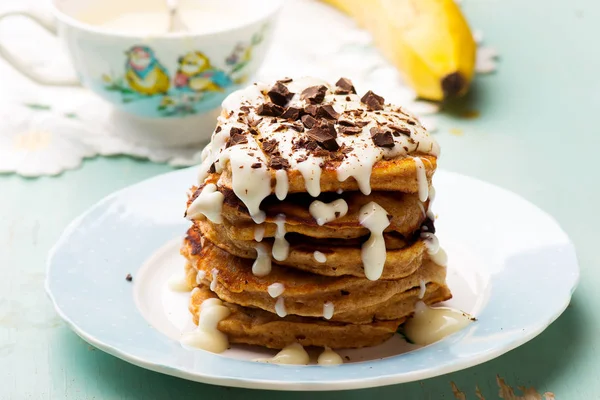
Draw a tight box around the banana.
[321,0,476,101]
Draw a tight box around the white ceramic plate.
[46,167,579,390]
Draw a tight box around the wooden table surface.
[1,0,598,398]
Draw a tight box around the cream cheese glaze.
[309,199,348,226]
[197,77,439,219]
[180,298,231,353]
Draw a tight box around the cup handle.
[0,9,80,86]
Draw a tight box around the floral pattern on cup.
[100,24,267,117]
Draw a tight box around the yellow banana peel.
[322,0,476,101]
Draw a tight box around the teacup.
[0,0,281,143]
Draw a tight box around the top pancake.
[195,77,439,220]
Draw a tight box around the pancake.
[182,236,451,324]
[191,221,426,279]
[190,285,403,349]
[187,183,429,240]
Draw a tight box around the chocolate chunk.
[240,105,251,113]
[296,154,308,163]
[230,127,244,136]
[269,156,290,170]
[334,77,356,94]
[248,127,259,136]
[322,120,337,138]
[361,90,385,110]
[339,126,362,135]
[370,127,395,148]
[345,96,351,101]
[262,139,279,155]
[301,114,317,128]
[355,120,369,127]
[251,162,262,169]
[277,77,293,83]
[303,104,318,116]
[256,103,284,117]
[406,119,417,125]
[125,273,132,282]
[227,132,248,147]
[306,127,339,151]
[421,217,436,234]
[208,163,216,173]
[300,85,327,104]
[389,124,411,136]
[341,145,354,154]
[316,104,340,120]
[337,116,356,127]
[273,125,288,132]
[215,126,222,133]
[281,106,302,120]
[267,82,294,106]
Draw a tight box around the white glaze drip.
[196,270,206,285]
[180,298,231,353]
[275,297,287,317]
[186,183,224,223]
[313,251,327,263]
[413,157,429,202]
[168,273,189,292]
[358,202,391,281]
[323,301,334,320]
[224,145,270,223]
[267,282,285,298]
[256,343,309,365]
[210,269,218,291]
[272,214,289,261]
[318,346,343,366]
[421,232,448,267]
[254,224,265,242]
[428,186,436,202]
[275,169,289,200]
[404,301,473,346]
[252,243,272,277]
[309,199,348,226]
[418,279,427,299]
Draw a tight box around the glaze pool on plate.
[46,167,579,390]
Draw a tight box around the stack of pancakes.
[181,77,451,350]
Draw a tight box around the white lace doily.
[0,0,497,177]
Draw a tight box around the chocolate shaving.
[337,116,356,127]
[306,127,339,151]
[296,155,308,163]
[208,163,216,173]
[338,126,362,135]
[301,114,317,128]
[389,124,411,136]
[257,103,284,117]
[281,106,302,120]
[361,90,385,110]
[267,82,294,106]
[251,162,262,169]
[277,77,293,83]
[316,104,340,120]
[300,85,327,104]
[269,156,290,170]
[406,119,417,125]
[215,126,222,133]
[240,106,251,113]
[341,145,354,154]
[288,121,305,132]
[370,127,395,148]
[248,117,263,127]
[262,139,279,155]
[334,77,356,94]
[355,120,369,127]
[125,273,132,282]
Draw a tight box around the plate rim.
[45,167,580,391]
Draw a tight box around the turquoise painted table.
[1,1,597,398]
